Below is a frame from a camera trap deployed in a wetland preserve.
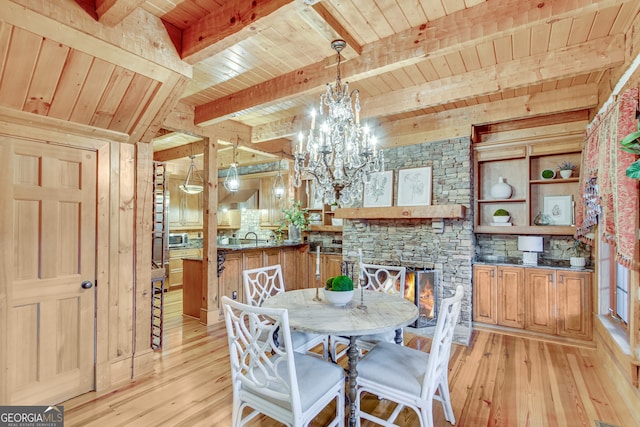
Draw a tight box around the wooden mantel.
[334,205,466,220]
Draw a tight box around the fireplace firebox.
[403,269,438,328]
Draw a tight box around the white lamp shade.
[517,236,543,252]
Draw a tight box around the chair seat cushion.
[357,341,428,396]
[357,330,396,346]
[291,331,324,350]
[243,352,344,412]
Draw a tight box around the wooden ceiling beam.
[95,0,145,27]
[362,34,623,118]
[252,82,597,145]
[193,0,625,126]
[153,141,204,162]
[308,2,362,55]
[377,84,598,148]
[181,0,295,64]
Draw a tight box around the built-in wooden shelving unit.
[334,205,466,220]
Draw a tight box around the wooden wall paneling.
[133,142,154,376]
[0,26,40,110]
[95,141,111,391]
[24,38,69,116]
[0,139,9,403]
[119,143,135,359]
[70,58,116,125]
[90,67,136,130]
[47,50,94,121]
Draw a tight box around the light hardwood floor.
[62,290,639,426]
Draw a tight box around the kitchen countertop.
[474,256,593,271]
[216,241,308,252]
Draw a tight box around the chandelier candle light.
[293,39,384,207]
[180,155,204,194]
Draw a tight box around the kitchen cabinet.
[218,209,240,229]
[473,264,592,340]
[305,252,344,290]
[556,270,592,340]
[473,136,583,235]
[168,248,202,290]
[497,266,525,329]
[525,268,556,335]
[472,265,497,324]
[168,175,203,229]
[259,175,285,228]
[183,259,202,318]
[217,245,308,312]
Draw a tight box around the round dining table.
[262,287,418,427]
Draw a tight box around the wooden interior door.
[1,137,96,405]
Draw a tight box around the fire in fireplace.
[403,269,438,328]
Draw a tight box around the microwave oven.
[168,233,189,248]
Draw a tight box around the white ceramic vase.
[559,169,572,179]
[490,177,512,199]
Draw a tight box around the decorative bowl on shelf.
[492,215,511,223]
[323,289,354,306]
[541,169,556,179]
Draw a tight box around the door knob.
[81,281,93,289]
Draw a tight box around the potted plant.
[619,125,640,179]
[558,161,577,178]
[565,239,588,269]
[279,199,309,242]
[492,208,510,223]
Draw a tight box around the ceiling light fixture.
[293,39,384,207]
[273,152,286,199]
[179,155,204,194]
[224,139,240,193]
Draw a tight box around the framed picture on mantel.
[397,166,432,206]
[363,170,393,207]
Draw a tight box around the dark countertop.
[474,256,593,272]
[216,242,308,252]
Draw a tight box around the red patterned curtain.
[575,87,639,269]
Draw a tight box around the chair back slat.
[243,265,286,306]
[361,263,406,296]
[420,285,464,399]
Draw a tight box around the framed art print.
[543,195,573,225]
[397,167,432,206]
[363,170,393,207]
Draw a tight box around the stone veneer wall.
[342,137,474,344]
[476,234,593,265]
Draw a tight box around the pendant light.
[273,152,285,199]
[179,155,204,194]
[224,140,240,193]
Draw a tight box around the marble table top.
[262,288,418,336]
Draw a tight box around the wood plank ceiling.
[4,0,640,165]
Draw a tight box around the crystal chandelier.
[293,40,384,207]
[179,155,204,194]
[224,141,240,193]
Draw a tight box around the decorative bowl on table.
[323,289,354,306]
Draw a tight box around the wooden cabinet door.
[497,266,525,328]
[556,270,592,340]
[182,192,202,227]
[168,176,182,227]
[219,252,243,307]
[243,250,263,272]
[473,265,497,324]
[525,268,556,334]
[263,248,281,268]
[281,247,301,290]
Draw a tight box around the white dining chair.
[355,285,464,427]
[243,264,329,360]
[222,296,345,427]
[330,264,406,362]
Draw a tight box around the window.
[599,239,629,334]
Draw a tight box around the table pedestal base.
[347,336,359,427]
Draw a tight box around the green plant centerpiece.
[279,199,309,242]
[620,123,640,179]
[323,275,355,305]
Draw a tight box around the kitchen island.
[182,242,314,318]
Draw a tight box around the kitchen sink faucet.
[244,231,258,246]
